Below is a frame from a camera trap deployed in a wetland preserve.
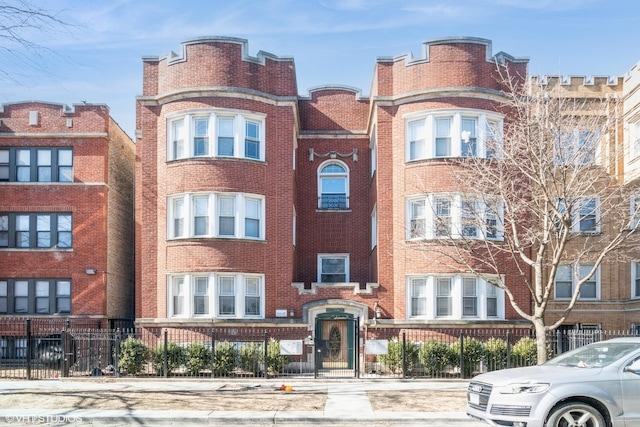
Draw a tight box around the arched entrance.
[314,311,358,377]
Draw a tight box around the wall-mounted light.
[289,308,295,317]
[85,268,97,275]
[374,301,382,319]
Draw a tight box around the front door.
[315,312,356,376]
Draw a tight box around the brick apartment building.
[0,101,136,345]
[134,36,533,337]
[135,35,640,359]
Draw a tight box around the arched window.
[318,161,349,210]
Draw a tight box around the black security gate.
[314,313,359,378]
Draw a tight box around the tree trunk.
[533,317,548,364]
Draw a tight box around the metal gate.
[314,313,359,378]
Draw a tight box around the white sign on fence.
[280,340,303,355]
[365,339,388,355]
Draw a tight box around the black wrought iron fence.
[1,318,638,380]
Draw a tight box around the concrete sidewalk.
[0,378,486,426]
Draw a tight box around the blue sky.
[2,0,639,138]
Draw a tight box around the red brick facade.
[0,101,135,325]
[135,36,534,333]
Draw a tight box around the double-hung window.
[436,278,453,317]
[461,200,478,237]
[167,111,265,161]
[0,279,71,314]
[193,117,209,156]
[406,110,503,161]
[461,118,477,157]
[462,278,478,317]
[318,254,349,283]
[193,276,209,315]
[434,197,452,237]
[410,278,427,317]
[435,118,452,157]
[0,148,73,182]
[554,129,599,165]
[556,197,600,233]
[578,198,598,233]
[0,213,72,249]
[168,193,264,240]
[555,264,599,300]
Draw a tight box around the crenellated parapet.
[532,75,623,99]
[373,37,528,98]
[141,36,298,99]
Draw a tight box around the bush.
[451,336,484,377]
[511,336,539,367]
[377,338,419,374]
[418,340,455,376]
[151,341,186,376]
[238,342,263,375]
[213,341,237,376]
[185,342,212,376]
[266,338,290,375]
[484,338,508,371]
[118,336,148,376]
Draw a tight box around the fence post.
[163,329,168,378]
[61,329,68,378]
[26,318,31,380]
[402,331,407,379]
[114,329,121,378]
[263,331,269,378]
[459,332,465,379]
[355,317,360,379]
[211,331,216,378]
[506,331,511,369]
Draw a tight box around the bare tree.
[0,0,73,82]
[410,69,638,363]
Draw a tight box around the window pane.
[409,120,426,160]
[57,281,71,296]
[173,199,184,237]
[579,198,597,232]
[321,258,346,282]
[245,121,260,159]
[410,200,426,238]
[579,265,597,299]
[16,215,30,247]
[245,277,260,316]
[555,265,573,298]
[58,149,73,182]
[193,118,209,156]
[16,149,31,182]
[461,118,477,157]
[37,215,51,247]
[218,197,235,236]
[219,277,235,315]
[57,215,72,248]
[435,118,451,157]
[194,277,208,315]
[172,120,185,159]
[411,278,427,316]
[0,215,8,247]
[245,199,260,238]
[218,117,234,156]
[172,277,184,315]
[194,197,209,236]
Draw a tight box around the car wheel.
[545,402,606,427]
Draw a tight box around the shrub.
[377,338,419,374]
[238,342,263,375]
[483,338,508,371]
[151,341,186,376]
[213,341,237,377]
[511,336,539,367]
[117,336,148,376]
[451,336,484,377]
[266,338,290,375]
[185,342,212,376]
[418,340,455,376]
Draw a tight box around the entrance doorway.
[314,312,358,377]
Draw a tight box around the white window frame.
[631,194,640,229]
[317,160,349,210]
[554,264,600,301]
[406,275,504,320]
[167,110,266,161]
[405,110,504,161]
[370,124,377,177]
[406,194,504,241]
[557,197,601,233]
[168,193,265,240]
[554,129,600,165]
[317,254,349,283]
[167,273,264,319]
[632,121,640,159]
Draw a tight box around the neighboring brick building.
[0,101,136,338]
[135,35,640,361]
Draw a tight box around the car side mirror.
[623,359,640,374]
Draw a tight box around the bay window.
[407,275,504,319]
[406,110,503,161]
[167,111,265,161]
[168,193,264,240]
[168,273,264,319]
[407,194,503,241]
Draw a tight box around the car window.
[546,343,639,368]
